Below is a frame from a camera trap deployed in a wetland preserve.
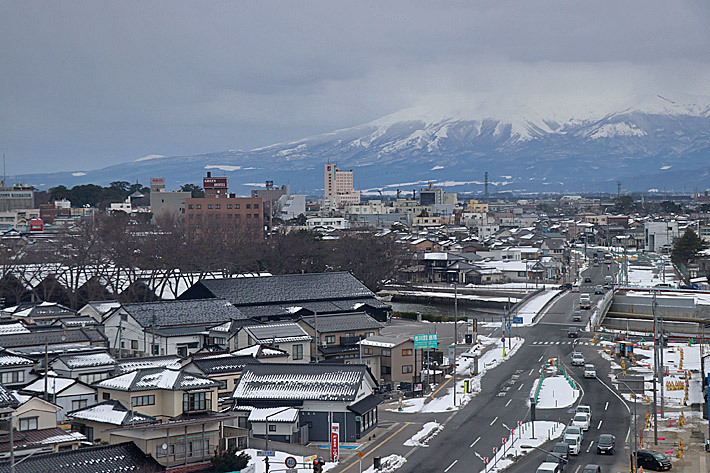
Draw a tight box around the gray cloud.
[1,0,709,174]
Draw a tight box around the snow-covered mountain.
[19,95,710,194]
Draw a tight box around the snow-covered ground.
[515,290,561,325]
[243,449,337,473]
[475,421,565,473]
[390,335,524,413]
[403,421,443,447]
[627,263,678,288]
[531,375,580,409]
[361,454,406,473]
[465,282,558,290]
[397,290,522,304]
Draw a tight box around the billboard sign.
[331,423,340,461]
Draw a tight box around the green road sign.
[414,333,438,349]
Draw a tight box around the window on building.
[196,204,202,209]
[364,348,373,355]
[177,346,188,357]
[325,335,336,344]
[254,213,259,218]
[227,214,232,219]
[188,204,193,209]
[72,399,88,411]
[131,340,138,350]
[402,349,413,356]
[132,395,155,407]
[19,417,38,431]
[227,204,232,209]
[235,204,240,209]
[268,424,277,432]
[207,204,213,209]
[103,392,111,400]
[402,365,413,374]
[254,203,259,209]
[246,204,251,209]
[382,349,391,357]
[293,344,303,360]
[81,425,94,441]
[183,391,209,412]
[120,313,128,322]
[235,213,240,219]
[215,204,220,209]
[246,214,251,218]
[366,332,375,337]
[1,370,24,384]
[152,344,160,355]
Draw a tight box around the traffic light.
[607,264,611,270]
[313,458,325,473]
[472,318,477,332]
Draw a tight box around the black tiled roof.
[191,355,257,374]
[300,312,383,334]
[0,382,19,409]
[0,441,164,473]
[122,298,248,327]
[348,393,383,415]
[0,327,107,349]
[182,272,376,305]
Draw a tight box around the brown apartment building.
[184,172,264,237]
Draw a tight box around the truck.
[604,275,613,288]
[579,293,591,309]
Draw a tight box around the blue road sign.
[512,316,523,324]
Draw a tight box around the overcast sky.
[1,0,709,175]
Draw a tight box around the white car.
[571,352,585,366]
[576,405,592,418]
[572,412,591,431]
[584,364,596,378]
[564,425,584,442]
[564,434,581,455]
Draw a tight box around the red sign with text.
[331,423,340,461]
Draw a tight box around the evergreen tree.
[210,449,250,473]
[671,228,708,265]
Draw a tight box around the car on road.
[571,352,585,366]
[576,405,592,418]
[594,284,604,294]
[568,327,579,338]
[564,425,584,442]
[584,277,592,283]
[536,461,564,473]
[584,364,596,378]
[593,261,599,267]
[579,293,591,309]
[551,442,570,462]
[564,434,581,455]
[545,453,567,468]
[572,284,580,292]
[596,434,615,454]
[636,449,672,471]
[582,465,601,473]
[572,310,582,322]
[559,283,573,290]
[572,412,591,431]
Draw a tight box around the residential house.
[178,272,391,322]
[102,298,251,357]
[0,326,108,354]
[298,312,383,363]
[231,344,290,363]
[21,375,96,422]
[77,300,121,322]
[359,336,422,386]
[50,350,117,385]
[0,348,36,388]
[0,301,75,325]
[237,323,311,363]
[0,441,165,473]
[94,367,222,421]
[115,355,182,374]
[246,407,300,443]
[9,392,61,432]
[182,354,258,409]
[232,363,381,443]
[67,400,159,442]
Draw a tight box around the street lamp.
[617,378,640,473]
[450,283,458,407]
[264,407,292,452]
[519,444,568,466]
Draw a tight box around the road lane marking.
[604,401,609,411]
[538,355,544,362]
[574,465,581,473]
[586,441,594,453]
[518,383,524,391]
[529,368,535,376]
[597,420,603,429]
[470,436,480,448]
[505,399,512,407]
[444,459,458,472]
[490,416,498,425]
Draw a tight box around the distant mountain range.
[18,94,710,195]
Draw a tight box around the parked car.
[571,352,585,366]
[568,327,579,338]
[564,425,584,442]
[537,461,564,473]
[597,434,615,454]
[584,364,596,378]
[564,434,581,455]
[582,465,601,473]
[572,310,582,322]
[572,412,591,431]
[636,449,672,471]
[552,442,570,462]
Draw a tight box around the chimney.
[207,172,212,178]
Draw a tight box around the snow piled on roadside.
[362,454,406,473]
[477,421,565,473]
[403,421,443,447]
[530,375,580,409]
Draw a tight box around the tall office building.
[324,164,360,208]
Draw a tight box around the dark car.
[546,453,567,468]
[637,449,672,471]
[582,466,601,473]
[552,442,570,462]
[560,283,574,290]
[568,327,579,338]
[596,434,615,454]
[584,277,592,283]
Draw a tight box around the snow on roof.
[10,391,32,405]
[359,335,409,348]
[0,323,30,335]
[38,431,87,444]
[231,345,288,358]
[23,376,77,395]
[116,356,182,373]
[248,407,299,423]
[244,323,312,343]
[0,351,34,367]
[68,401,156,425]
[97,368,220,392]
[59,352,116,368]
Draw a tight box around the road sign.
[357,451,365,459]
[285,456,297,469]
[414,334,438,349]
[501,337,505,343]
[448,345,456,361]
[257,451,275,457]
[512,316,523,324]
[507,322,511,328]
[304,455,317,462]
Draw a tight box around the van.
[636,449,672,470]
[564,434,581,455]
[580,294,591,309]
[536,461,563,473]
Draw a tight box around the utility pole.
[652,290,658,444]
[151,313,156,355]
[660,311,665,418]
[9,413,14,473]
[453,284,458,407]
[43,340,49,402]
[314,311,318,364]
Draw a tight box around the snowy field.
[515,290,561,325]
[390,335,524,413]
[627,264,678,288]
[397,290,522,304]
[475,421,565,473]
[531,375,580,409]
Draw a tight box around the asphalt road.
[387,256,633,473]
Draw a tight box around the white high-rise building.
[324,164,360,208]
